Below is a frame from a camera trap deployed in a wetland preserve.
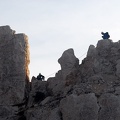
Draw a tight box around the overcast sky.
[1,0,120,80]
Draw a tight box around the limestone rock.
[31,76,47,94]
[47,108,61,120]
[47,71,66,96]
[26,106,61,120]
[98,93,120,120]
[2,26,120,120]
[0,106,18,120]
[60,93,99,120]
[47,49,79,96]
[58,48,79,79]
[87,45,96,57]
[0,25,30,105]
[26,39,120,120]
[58,48,79,70]
[0,25,15,36]
[27,77,47,107]
[115,86,120,95]
[116,59,120,78]
[0,25,30,120]
[25,39,120,120]
[41,96,52,105]
[96,39,113,54]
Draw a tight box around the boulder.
[58,48,79,80]
[60,93,99,120]
[27,77,47,107]
[98,93,120,120]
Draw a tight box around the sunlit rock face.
[0,25,30,105]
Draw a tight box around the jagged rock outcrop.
[0,26,30,120]
[60,93,99,120]
[1,25,120,120]
[47,48,79,96]
[26,39,120,120]
[58,48,79,80]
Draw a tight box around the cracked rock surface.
[1,25,120,120]
[0,26,30,120]
[27,39,120,120]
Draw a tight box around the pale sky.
[1,0,120,80]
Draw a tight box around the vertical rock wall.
[0,25,30,120]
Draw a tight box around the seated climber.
[37,73,45,81]
[101,32,110,39]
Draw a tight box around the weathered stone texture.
[60,93,99,120]
[26,107,61,120]
[1,26,120,120]
[27,77,47,107]
[58,48,79,80]
[27,39,120,120]
[47,49,79,96]
[0,25,30,105]
[0,106,17,119]
[0,25,30,120]
[98,93,120,120]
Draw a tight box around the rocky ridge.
[1,26,120,120]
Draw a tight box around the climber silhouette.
[37,73,45,81]
[101,32,110,39]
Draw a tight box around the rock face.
[47,48,79,96]
[0,26,30,120]
[58,48,79,80]
[27,39,120,120]
[1,25,120,120]
[60,93,99,120]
